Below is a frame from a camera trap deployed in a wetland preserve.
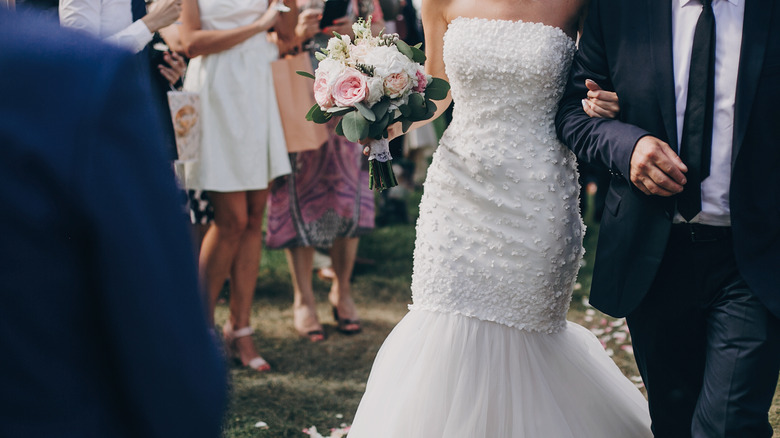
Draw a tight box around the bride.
[346,0,653,436]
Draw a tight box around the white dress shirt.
[672,0,744,226]
[59,0,153,53]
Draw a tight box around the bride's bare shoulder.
[421,0,454,27]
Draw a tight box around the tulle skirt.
[348,309,652,437]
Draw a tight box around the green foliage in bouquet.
[296,17,450,190]
[299,71,449,144]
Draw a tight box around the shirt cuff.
[106,19,154,54]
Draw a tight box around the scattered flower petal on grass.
[303,425,351,438]
[254,421,269,429]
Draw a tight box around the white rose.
[365,76,385,106]
[348,42,372,66]
[361,45,418,80]
[315,57,346,86]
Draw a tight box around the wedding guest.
[0,10,227,437]
[265,0,383,342]
[179,0,295,371]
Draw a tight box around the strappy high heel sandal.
[293,305,326,343]
[332,306,362,335]
[222,325,271,372]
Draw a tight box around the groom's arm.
[555,0,649,183]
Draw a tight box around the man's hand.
[295,8,321,41]
[158,51,186,85]
[630,136,688,196]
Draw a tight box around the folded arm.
[179,0,285,58]
[556,0,687,196]
[555,0,649,182]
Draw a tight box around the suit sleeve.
[555,0,649,181]
[74,52,227,438]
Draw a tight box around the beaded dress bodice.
[408,17,583,333]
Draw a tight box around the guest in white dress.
[179,0,294,372]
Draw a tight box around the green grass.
[216,192,780,437]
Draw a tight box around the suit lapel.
[732,0,773,167]
[648,0,679,150]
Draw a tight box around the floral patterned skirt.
[265,132,375,249]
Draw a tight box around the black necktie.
[677,0,716,221]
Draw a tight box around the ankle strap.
[232,326,255,338]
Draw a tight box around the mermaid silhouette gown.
[347,17,653,437]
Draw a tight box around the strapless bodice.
[409,17,584,333]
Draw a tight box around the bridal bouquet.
[298,17,450,190]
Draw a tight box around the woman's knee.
[214,211,248,238]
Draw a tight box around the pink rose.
[313,75,334,109]
[413,69,427,93]
[383,72,411,99]
[332,68,368,107]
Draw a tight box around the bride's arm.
[387,0,452,140]
[179,0,284,58]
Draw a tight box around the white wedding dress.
[347,17,653,437]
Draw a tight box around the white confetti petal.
[254,421,269,429]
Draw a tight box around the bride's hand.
[581,79,620,119]
[360,123,403,156]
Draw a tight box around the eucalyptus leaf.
[402,118,413,133]
[335,119,344,136]
[310,105,331,124]
[410,45,426,64]
[425,78,451,101]
[399,104,411,117]
[305,103,320,122]
[372,98,391,121]
[342,111,369,142]
[408,93,426,120]
[424,99,437,119]
[369,111,391,139]
[394,39,415,62]
[296,70,315,79]
[354,101,376,122]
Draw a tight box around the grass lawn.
[216,190,780,437]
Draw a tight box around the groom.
[556,0,780,436]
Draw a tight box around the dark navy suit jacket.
[0,10,227,437]
[556,0,780,318]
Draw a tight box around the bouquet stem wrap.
[367,138,397,191]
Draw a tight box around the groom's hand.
[630,136,688,196]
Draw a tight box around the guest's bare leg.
[329,236,360,331]
[286,246,325,341]
[226,189,269,365]
[199,191,248,324]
